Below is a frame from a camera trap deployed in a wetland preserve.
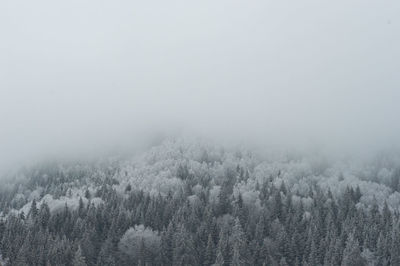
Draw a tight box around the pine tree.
[73,246,87,266]
[341,233,364,266]
[161,222,174,265]
[308,238,318,266]
[97,238,117,266]
[29,199,38,219]
[215,246,225,266]
[78,197,86,218]
[376,232,389,266]
[215,229,229,266]
[173,225,197,266]
[204,234,215,266]
[85,189,91,199]
[231,217,248,266]
[39,201,50,228]
[390,225,400,266]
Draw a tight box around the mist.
[1,0,400,170]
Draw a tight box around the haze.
[1,0,400,169]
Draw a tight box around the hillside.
[1,138,400,265]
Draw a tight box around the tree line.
[0,163,399,266]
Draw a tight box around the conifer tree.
[204,234,215,266]
[73,246,87,266]
[341,233,364,266]
[231,217,248,266]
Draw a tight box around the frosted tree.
[173,225,197,266]
[341,233,365,266]
[72,246,87,266]
[231,217,248,266]
[119,224,161,264]
[390,224,400,265]
[204,234,215,266]
[215,229,229,266]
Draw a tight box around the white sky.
[1,0,400,168]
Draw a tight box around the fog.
[1,0,400,169]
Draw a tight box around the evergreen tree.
[29,199,38,219]
[341,233,365,266]
[173,225,197,266]
[215,229,229,266]
[390,225,400,265]
[73,246,88,266]
[231,217,248,266]
[204,234,215,266]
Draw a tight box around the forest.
[2,0,400,265]
[1,138,400,266]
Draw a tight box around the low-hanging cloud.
[1,0,400,169]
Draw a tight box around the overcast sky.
[1,0,400,168]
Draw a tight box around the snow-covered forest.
[1,138,400,265]
[2,1,400,265]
